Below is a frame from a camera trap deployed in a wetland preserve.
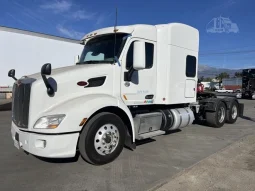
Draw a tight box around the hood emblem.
[17,80,22,86]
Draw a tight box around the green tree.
[204,77,212,82]
[234,72,242,78]
[215,72,230,80]
[199,76,204,82]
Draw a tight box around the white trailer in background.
[0,26,83,86]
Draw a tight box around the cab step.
[138,130,165,140]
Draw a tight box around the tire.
[226,100,239,124]
[206,101,226,128]
[78,112,126,165]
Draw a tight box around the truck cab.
[9,23,243,165]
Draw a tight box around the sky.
[0,0,255,69]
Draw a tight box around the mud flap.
[124,130,136,150]
[238,103,244,117]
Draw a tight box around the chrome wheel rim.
[94,124,119,156]
[218,107,225,123]
[232,105,238,119]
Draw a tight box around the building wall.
[0,28,84,86]
[0,93,5,99]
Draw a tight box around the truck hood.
[25,64,111,80]
[17,63,115,125]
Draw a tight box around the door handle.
[145,94,154,99]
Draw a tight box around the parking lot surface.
[152,134,255,191]
[0,99,254,191]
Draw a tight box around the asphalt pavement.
[0,99,11,111]
[0,99,254,191]
[152,134,255,191]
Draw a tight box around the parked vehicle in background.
[241,68,255,99]
[220,69,255,99]
[215,88,234,93]
[234,89,242,93]
[222,77,242,92]
[8,23,244,165]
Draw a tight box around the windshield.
[78,33,129,64]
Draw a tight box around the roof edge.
[0,25,82,44]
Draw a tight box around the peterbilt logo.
[17,80,22,86]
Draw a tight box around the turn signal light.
[48,125,58,129]
[79,118,87,126]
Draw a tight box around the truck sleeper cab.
[9,23,244,165]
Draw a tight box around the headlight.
[34,114,66,129]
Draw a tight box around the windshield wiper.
[77,60,113,64]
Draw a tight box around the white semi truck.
[8,23,244,165]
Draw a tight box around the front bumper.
[11,122,79,158]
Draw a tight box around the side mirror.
[74,55,80,64]
[8,69,17,81]
[41,63,51,75]
[133,41,146,70]
[41,63,54,96]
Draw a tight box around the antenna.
[113,7,118,63]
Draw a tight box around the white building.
[0,26,84,86]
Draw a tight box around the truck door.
[185,55,197,98]
[185,79,196,97]
[121,38,156,105]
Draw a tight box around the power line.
[200,49,255,56]
[201,45,255,53]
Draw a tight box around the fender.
[199,97,241,113]
[35,94,135,141]
[199,98,220,112]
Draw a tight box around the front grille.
[12,81,32,128]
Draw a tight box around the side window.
[126,41,154,70]
[145,43,154,69]
[126,42,134,70]
[186,55,197,77]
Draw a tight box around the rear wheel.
[226,100,239,124]
[78,112,126,165]
[206,101,226,128]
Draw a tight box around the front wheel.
[78,112,126,165]
[206,101,226,128]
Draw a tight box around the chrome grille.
[12,80,32,128]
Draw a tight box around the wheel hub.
[94,124,119,156]
[218,107,225,123]
[104,133,112,144]
[232,105,237,119]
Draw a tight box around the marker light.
[77,81,88,86]
[34,115,65,129]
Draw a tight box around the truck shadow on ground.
[33,140,160,164]
[240,116,255,123]
[32,131,182,164]
[192,120,211,128]
[0,102,12,111]
[135,138,156,146]
[33,151,80,163]
[164,129,182,135]
[135,129,182,146]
